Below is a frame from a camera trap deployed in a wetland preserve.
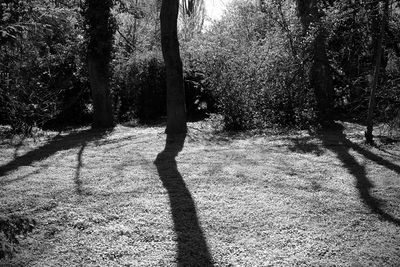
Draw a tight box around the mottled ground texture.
[0,121,399,266]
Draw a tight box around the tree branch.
[116,27,135,51]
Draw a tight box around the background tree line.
[0,0,399,141]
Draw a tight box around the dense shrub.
[182,1,315,130]
[324,1,400,122]
[113,53,211,123]
[113,54,166,122]
[180,0,400,130]
[0,2,90,133]
[184,68,213,120]
[0,215,35,259]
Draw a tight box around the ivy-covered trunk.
[160,0,187,135]
[296,0,334,125]
[85,0,115,128]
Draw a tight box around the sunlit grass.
[0,121,399,266]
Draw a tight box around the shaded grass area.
[0,122,399,266]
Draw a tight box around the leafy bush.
[324,1,400,122]
[113,54,166,122]
[0,2,90,133]
[0,215,35,259]
[184,68,213,120]
[113,52,212,123]
[182,1,315,130]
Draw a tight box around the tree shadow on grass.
[316,125,400,226]
[154,134,214,266]
[74,142,87,195]
[0,128,110,185]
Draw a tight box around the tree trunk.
[365,0,389,144]
[310,30,334,124]
[86,0,115,128]
[88,59,114,128]
[160,0,187,134]
[296,0,335,125]
[181,0,205,40]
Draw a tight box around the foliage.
[179,0,400,131]
[179,0,206,41]
[113,53,167,122]
[0,215,35,259]
[324,0,400,122]
[184,68,212,120]
[0,0,32,44]
[113,0,161,57]
[182,1,315,130]
[112,52,210,123]
[0,1,90,133]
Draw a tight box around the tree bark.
[310,30,334,124]
[160,0,187,134]
[296,0,335,125]
[86,0,115,128]
[87,59,114,128]
[365,0,389,144]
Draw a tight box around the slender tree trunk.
[86,0,115,128]
[296,0,335,125]
[365,0,389,144]
[182,0,205,39]
[160,0,187,134]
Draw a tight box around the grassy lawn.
[0,121,399,266]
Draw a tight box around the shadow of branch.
[74,142,86,195]
[0,128,110,183]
